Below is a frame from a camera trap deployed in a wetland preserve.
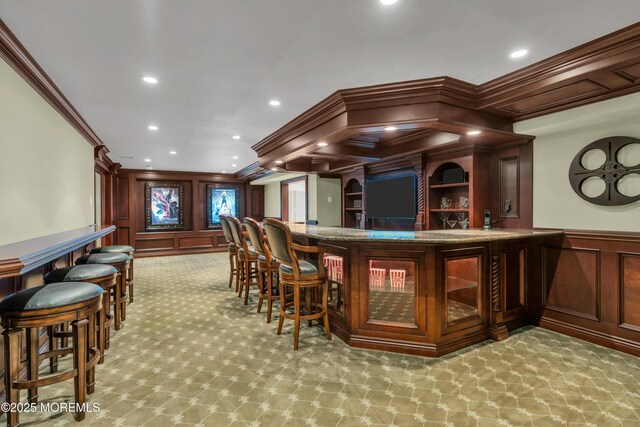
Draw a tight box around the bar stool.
[220,216,239,290]
[90,245,135,303]
[75,252,129,330]
[45,264,117,364]
[263,218,331,350]
[227,216,259,305]
[244,217,280,323]
[0,282,102,425]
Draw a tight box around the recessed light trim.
[384,126,398,132]
[169,151,177,155]
[148,125,159,131]
[144,158,151,162]
[275,160,283,164]
[232,155,239,159]
[510,49,528,58]
[232,164,237,167]
[146,166,153,170]
[317,142,328,147]
[466,130,482,136]
[142,76,158,84]
[380,0,398,4]
[269,99,281,106]
[232,135,241,140]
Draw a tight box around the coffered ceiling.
[0,0,638,173]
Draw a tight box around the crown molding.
[0,18,111,157]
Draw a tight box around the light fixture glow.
[269,99,281,106]
[148,125,159,131]
[146,166,153,170]
[142,76,158,84]
[232,155,239,159]
[384,126,398,132]
[169,151,177,155]
[275,160,283,164]
[466,130,482,136]
[510,49,528,58]
[271,167,278,171]
[222,170,227,174]
[144,158,151,162]
[380,0,398,4]
[232,164,237,167]
[232,135,241,140]
[317,142,328,147]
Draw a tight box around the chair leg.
[72,319,88,422]
[293,285,301,350]
[243,259,251,305]
[105,290,112,349]
[87,313,96,395]
[266,271,274,323]
[98,295,107,363]
[129,261,135,303]
[305,289,313,327]
[4,328,21,427]
[114,276,122,331]
[323,281,332,341]
[277,282,286,336]
[257,269,265,313]
[235,256,241,294]
[228,252,234,288]
[48,325,58,373]
[26,327,39,404]
[238,257,244,298]
[119,271,127,323]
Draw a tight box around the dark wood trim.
[280,176,308,223]
[234,162,270,181]
[0,225,115,278]
[0,18,111,158]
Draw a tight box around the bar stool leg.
[72,318,88,422]
[120,271,127,323]
[243,259,252,305]
[114,276,122,331]
[87,313,96,394]
[4,328,21,427]
[47,325,58,373]
[26,327,39,404]
[277,282,286,336]
[98,294,107,362]
[293,285,301,350]
[323,281,332,341]
[266,270,274,323]
[238,257,245,299]
[129,261,134,303]
[257,269,265,313]
[228,252,235,288]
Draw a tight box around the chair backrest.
[243,217,267,257]
[263,218,294,266]
[226,216,248,251]
[306,220,319,225]
[219,216,234,244]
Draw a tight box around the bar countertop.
[288,223,562,244]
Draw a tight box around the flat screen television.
[366,175,417,219]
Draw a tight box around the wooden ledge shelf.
[430,209,469,213]
[0,225,116,278]
[429,183,469,189]
[345,208,363,211]
[345,192,363,196]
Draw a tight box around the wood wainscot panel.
[620,253,640,332]
[116,175,129,220]
[135,237,175,252]
[543,246,600,321]
[117,227,130,246]
[179,236,214,249]
[214,234,228,248]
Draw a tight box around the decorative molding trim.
[234,162,269,181]
[0,19,112,158]
[491,255,501,312]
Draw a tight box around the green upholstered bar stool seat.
[76,253,130,330]
[44,264,117,364]
[90,245,136,304]
[0,282,103,425]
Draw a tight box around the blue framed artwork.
[207,184,239,228]
[145,182,184,231]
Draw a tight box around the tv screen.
[366,175,416,219]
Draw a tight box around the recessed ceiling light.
[275,160,283,164]
[169,151,177,155]
[271,167,278,171]
[232,164,237,167]
[317,142,328,147]
[144,158,151,162]
[384,126,398,132]
[269,99,281,106]
[146,166,153,170]
[380,0,398,4]
[222,170,227,174]
[148,125,159,131]
[232,135,241,140]
[510,49,528,59]
[232,155,239,159]
[142,76,158,84]
[466,130,482,136]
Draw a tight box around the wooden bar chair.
[0,282,102,426]
[244,217,280,323]
[227,216,259,305]
[220,216,239,290]
[90,245,135,303]
[263,218,331,350]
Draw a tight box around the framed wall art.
[145,182,184,231]
[206,184,239,228]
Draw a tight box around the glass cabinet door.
[367,259,416,324]
[445,256,480,323]
[323,253,345,315]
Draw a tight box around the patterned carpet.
[5,253,640,426]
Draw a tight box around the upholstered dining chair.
[244,218,280,323]
[226,216,259,305]
[219,216,239,290]
[263,218,331,350]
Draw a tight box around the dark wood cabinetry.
[343,178,363,229]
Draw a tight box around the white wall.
[515,92,640,232]
[0,57,95,245]
[264,181,281,218]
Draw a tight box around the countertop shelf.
[344,192,363,196]
[429,183,469,189]
[345,207,363,211]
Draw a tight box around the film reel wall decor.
[568,136,640,206]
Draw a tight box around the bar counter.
[289,224,563,356]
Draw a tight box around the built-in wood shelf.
[345,208,363,211]
[345,192,363,196]
[430,209,469,213]
[429,183,469,189]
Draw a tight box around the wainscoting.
[114,169,264,257]
[531,230,640,356]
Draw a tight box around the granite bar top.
[288,223,562,244]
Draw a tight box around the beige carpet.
[5,253,640,426]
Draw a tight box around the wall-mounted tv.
[366,175,417,219]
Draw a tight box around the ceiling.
[0,1,638,173]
